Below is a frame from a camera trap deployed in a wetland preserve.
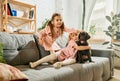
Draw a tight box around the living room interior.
[0,0,120,81]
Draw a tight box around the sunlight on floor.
[109,69,120,81]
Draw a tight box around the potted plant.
[104,12,120,41]
[103,12,120,48]
[37,18,50,32]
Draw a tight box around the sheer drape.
[61,0,83,29]
[113,0,120,14]
[84,0,97,31]
[55,0,97,30]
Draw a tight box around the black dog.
[76,32,92,63]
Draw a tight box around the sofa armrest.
[91,49,114,58]
[91,48,114,77]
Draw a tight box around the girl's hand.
[72,45,77,49]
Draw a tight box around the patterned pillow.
[0,43,6,63]
[0,63,28,81]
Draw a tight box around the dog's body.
[76,32,92,63]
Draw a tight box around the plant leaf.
[118,13,120,17]
[115,20,119,26]
[108,26,112,30]
[106,16,111,22]
[105,32,112,37]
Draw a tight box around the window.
[88,0,113,40]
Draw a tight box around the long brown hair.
[47,13,65,38]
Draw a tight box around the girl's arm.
[64,27,82,33]
[38,26,51,45]
[38,37,43,45]
[73,45,91,50]
[38,29,46,45]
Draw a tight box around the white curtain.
[55,0,97,30]
[84,0,97,31]
[61,0,83,29]
[113,0,120,14]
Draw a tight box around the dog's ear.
[86,32,91,40]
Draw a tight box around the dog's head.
[78,32,90,44]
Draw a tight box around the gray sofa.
[0,32,114,81]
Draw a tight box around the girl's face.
[70,33,78,41]
[52,16,63,28]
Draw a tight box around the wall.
[19,0,55,30]
[61,0,83,29]
[19,0,83,30]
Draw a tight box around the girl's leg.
[61,58,76,65]
[30,54,57,68]
[53,58,76,68]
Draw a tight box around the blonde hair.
[68,32,78,41]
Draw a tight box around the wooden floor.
[109,68,120,81]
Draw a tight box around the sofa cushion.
[0,32,40,65]
[4,41,40,66]
[0,43,6,63]
[15,57,110,81]
[33,35,50,58]
[18,41,40,65]
[0,32,16,50]
[0,63,28,81]
[3,49,18,64]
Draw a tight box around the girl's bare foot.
[29,62,36,68]
[53,62,62,68]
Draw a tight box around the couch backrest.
[0,32,40,65]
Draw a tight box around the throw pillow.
[0,63,28,81]
[0,43,6,63]
[6,41,40,65]
[33,35,50,58]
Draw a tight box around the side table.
[112,42,120,68]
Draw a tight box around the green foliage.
[37,19,50,31]
[89,25,96,37]
[0,43,6,63]
[105,12,120,38]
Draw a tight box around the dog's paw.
[53,62,62,69]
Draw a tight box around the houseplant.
[103,12,120,48]
[89,24,96,38]
[37,19,50,32]
[104,12,120,41]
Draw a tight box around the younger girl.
[30,32,90,68]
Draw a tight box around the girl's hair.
[65,32,77,46]
[47,13,65,38]
[68,32,77,41]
